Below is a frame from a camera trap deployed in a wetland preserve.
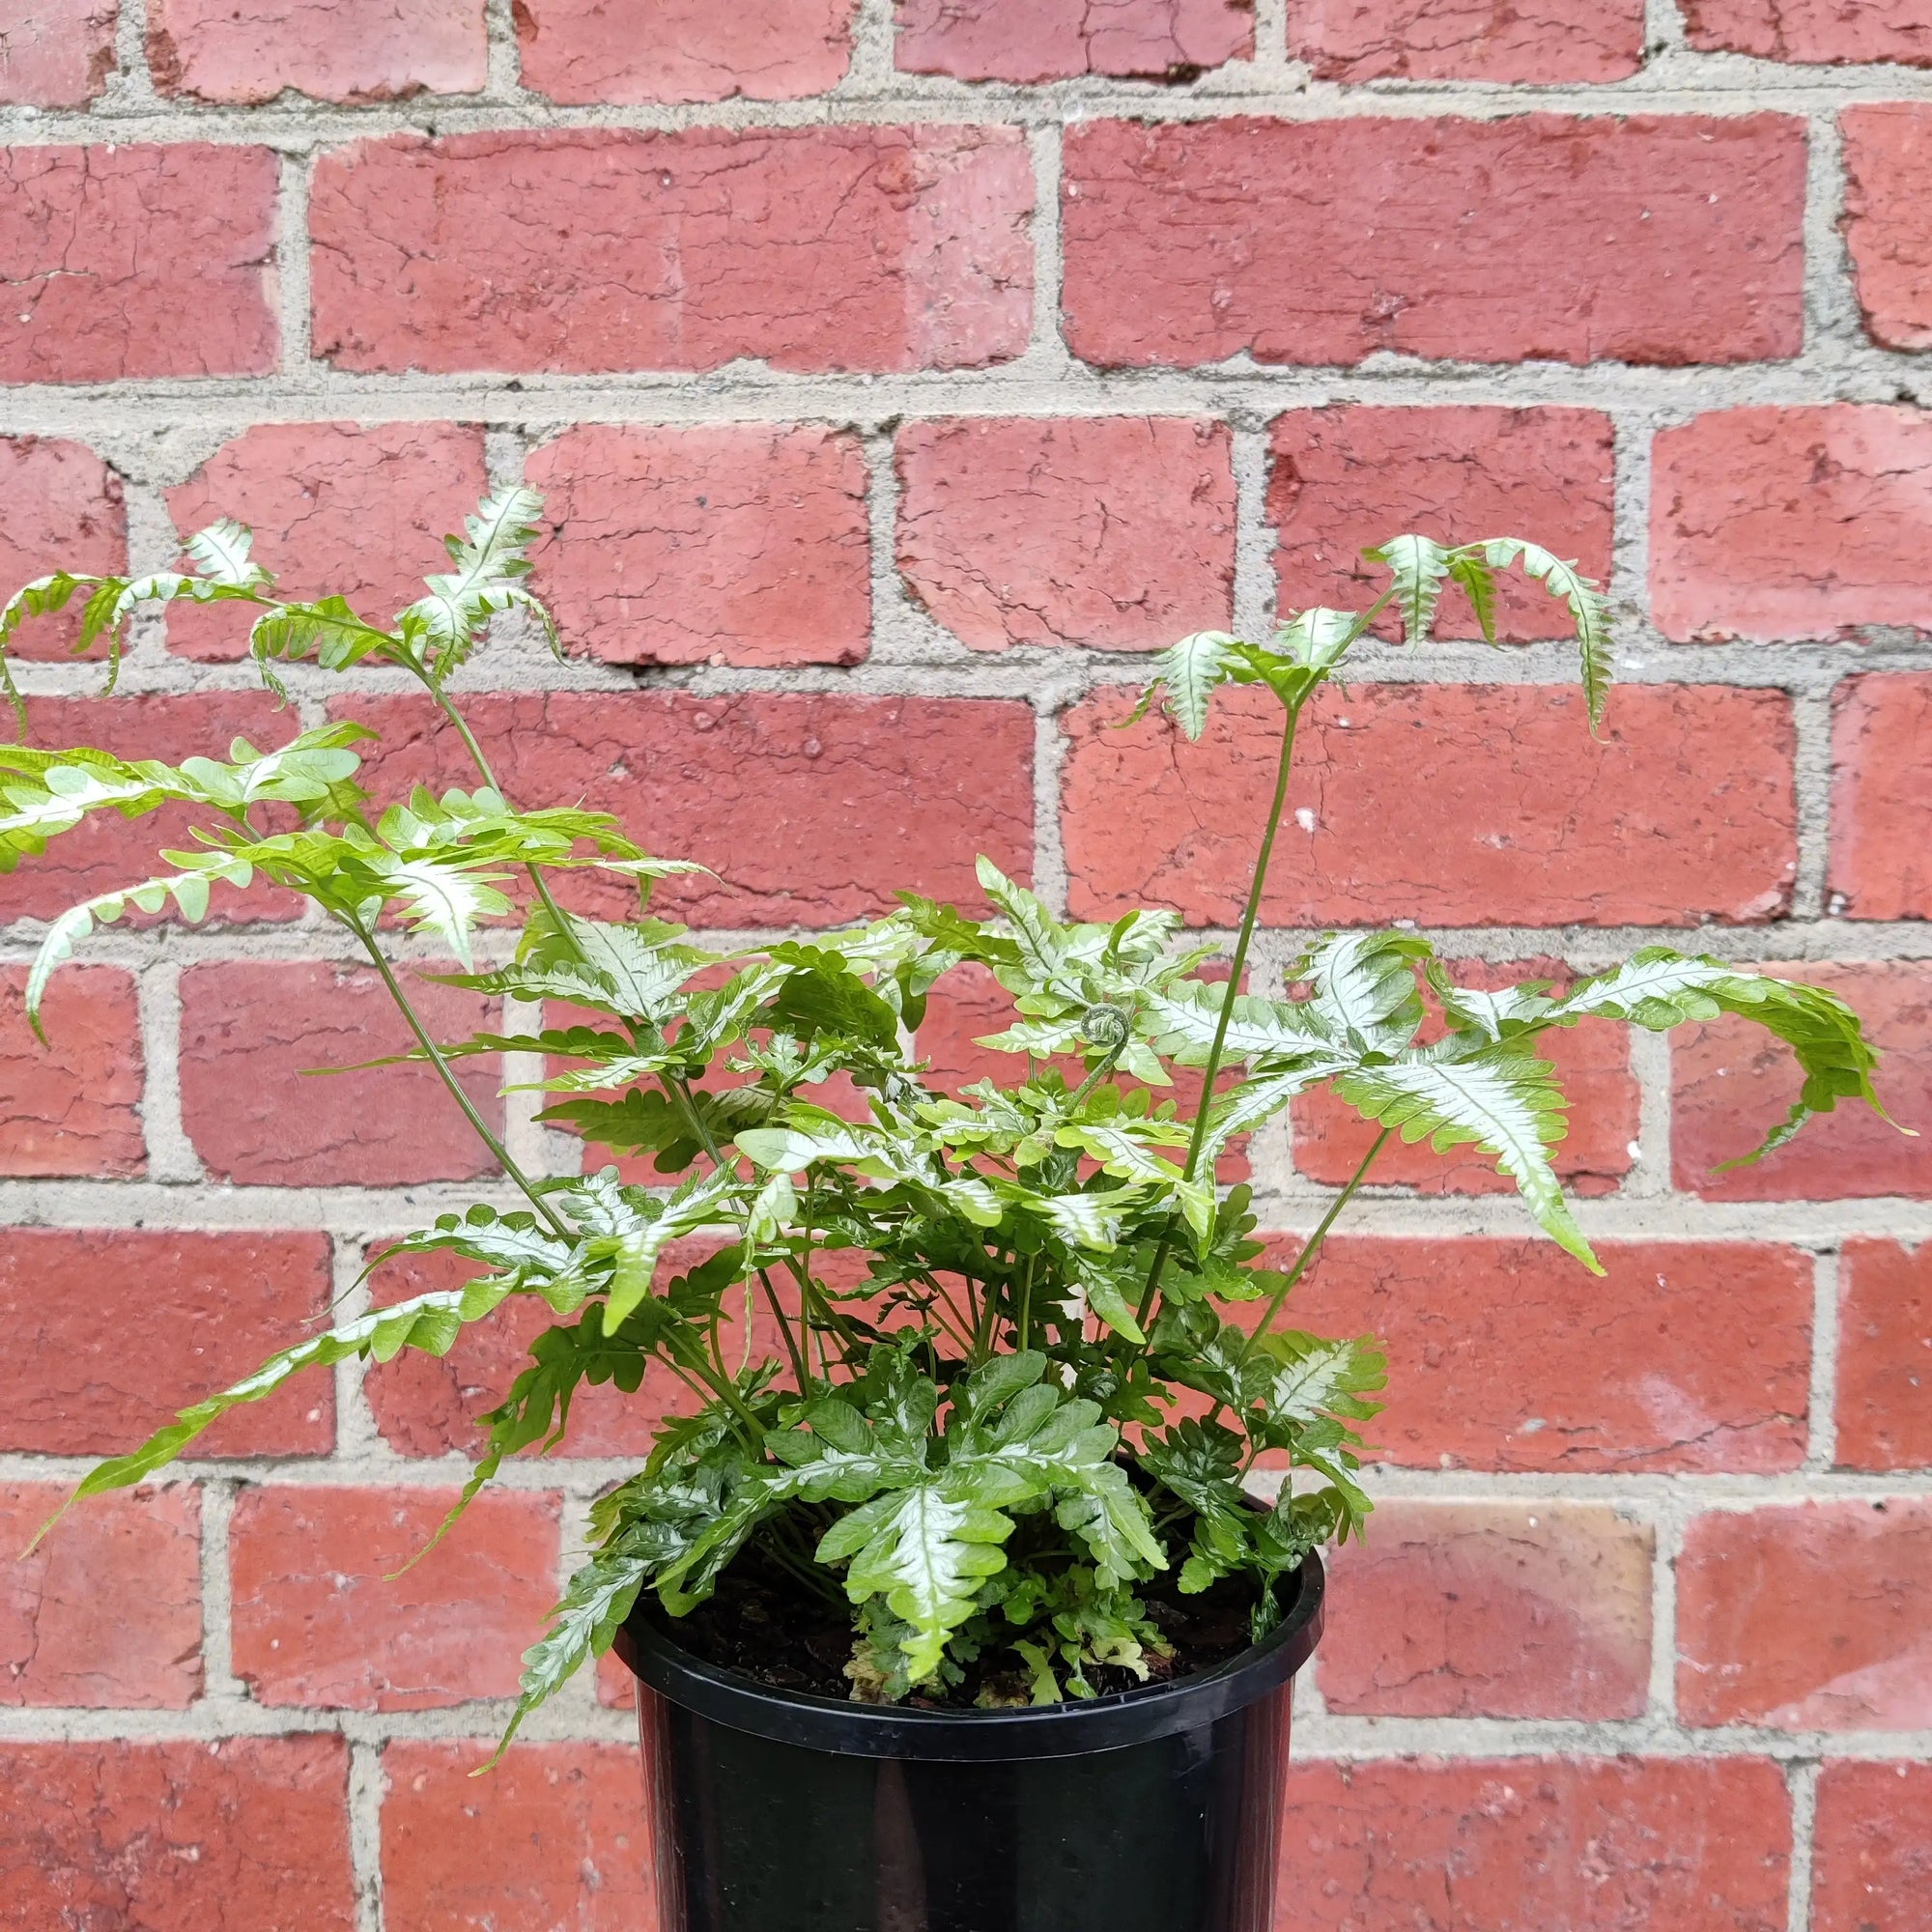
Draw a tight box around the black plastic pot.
[613,1552,1323,1932]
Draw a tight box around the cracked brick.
[1837,1239,1932,1473]
[311,128,1033,376]
[178,961,501,1187]
[1292,0,1643,81]
[0,144,277,382]
[1273,1236,1811,1473]
[148,0,485,103]
[164,421,490,661]
[896,416,1235,654]
[1061,116,1805,368]
[0,0,117,105]
[519,0,856,103]
[0,1737,354,1931]
[1061,682,1797,928]
[1652,405,1932,639]
[1844,104,1932,351]
[895,0,1252,81]
[0,964,142,1178]
[1688,0,1932,66]
[1812,1762,1932,1932]
[1831,673,1932,920]
[1267,407,1615,644]
[527,423,870,668]
[1,1483,199,1708]
[1678,1499,1932,1729]
[0,1228,333,1457]
[230,1486,560,1710]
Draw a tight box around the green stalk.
[347,915,572,1239]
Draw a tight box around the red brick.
[311,128,1032,377]
[1062,683,1797,928]
[1672,962,1932,1201]
[336,691,1034,927]
[1838,1239,1932,1471]
[1291,0,1644,81]
[1678,1499,1932,1729]
[0,694,306,926]
[1652,406,1932,640]
[1294,958,1635,1197]
[230,1485,560,1710]
[149,0,484,101]
[896,416,1235,654]
[1274,1756,1790,1932]
[1267,407,1615,644]
[179,962,500,1188]
[1061,116,1805,369]
[1846,106,1932,351]
[1812,1762,1932,1932]
[1,1483,200,1708]
[362,1248,663,1458]
[0,1228,333,1457]
[383,1742,655,1927]
[526,423,869,668]
[163,421,490,661]
[0,436,126,660]
[1689,0,1932,66]
[1279,1236,1811,1472]
[1319,1503,1652,1719]
[0,144,277,382]
[520,0,854,101]
[0,1738,354,1932]
[0,965,143,1178]
[1833,675,1932,920]
[0,0,117,104]
[896,0,1251,80]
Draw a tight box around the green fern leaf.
[1365,534,1452,645]
[1485,540,1611,729]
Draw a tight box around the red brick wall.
[1,7,1929,1928]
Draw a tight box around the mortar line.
[1806,1248,1843,1474]
[1786,1756,1821,1932]
[349,1734,387,1932]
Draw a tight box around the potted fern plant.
[1,498,1889,1932]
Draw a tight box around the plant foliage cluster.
[1,499,1891,1753]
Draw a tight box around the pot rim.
[617,1550,1323,1762]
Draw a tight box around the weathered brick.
[230,1485,560,1710]
[0,1738,354,1931]
[1845,107,1932,350]
[1267,407,1615,643]
[0,144,278,382]
[896,0,1251,80]
[896,416,1235,654]
[1837,1239,1932,1471]
[1812,1762,1932,1932]
[0,965,144,1178]
[0,694,306,926]
[1294,958,1635,1196]
[0,0,117,104]
[164,421,490,661]
[1672,962,1931,1201]
[1292,0,1644,81]
[0,1228,333,1457]
[520,0,855,101]
[1274,1756,1790,1932]
[1318,1503,1652,1719]
[362,1247,664,1458]
[1279,1236,1811,1472]
[1689,0,1932,66]
[0,436,126,660]
[1,1483,200,1708]
[337,691,1034,927]
[311,128,1032,376]
[1062,683,1797,928]
[1832,674,1932,920]
[149,0,485,101]
[526,423,870,668]
[382,1742,655,1928]
[1061,116,1805,369]
[178,962,500,1188]
[1652,406,1932,639]
[1678,1499,1932,1728]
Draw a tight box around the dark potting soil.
[644,1546,1263,1709]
